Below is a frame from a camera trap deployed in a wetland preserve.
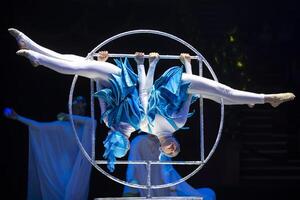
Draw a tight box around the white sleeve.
[137,63,148,112]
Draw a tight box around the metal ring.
[68,30,224,189]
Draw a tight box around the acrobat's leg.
[140,52,160,114]
[8,28,84,62]
[145,52,160,90]
[182,73,295,107]
[16,49,121,83]
[201,94,246,105]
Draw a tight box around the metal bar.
[92,53,199,60]
[146,161,152,199]
[199,59,205,162]
[90,80,96,160]
[95,160,147,165]
[149,161,204,165]
[94,197,202,200]
[95,160,204,165]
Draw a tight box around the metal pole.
[199,59,205,161]
[92,53,199,60]
[90,80,96,160]
[146,161,152,199]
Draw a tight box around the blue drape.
[27,116,93,200]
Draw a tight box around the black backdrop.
[1,0,299,199]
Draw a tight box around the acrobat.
[8,28,295,171]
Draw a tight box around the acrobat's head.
[72,96,87,116]
[158,135,181,158]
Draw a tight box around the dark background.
[1,0,299,199]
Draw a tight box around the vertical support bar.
[90,80,96,160]
[146,161,152,199]
[198,58,205,162]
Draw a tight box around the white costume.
[11,29,265,139]
[9,28,273,171]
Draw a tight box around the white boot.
[8,28,32,49]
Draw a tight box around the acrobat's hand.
[97,51,109,62]
[16,49,39,67]
[180,53,192,74]
[3,107,18,120]
[134,52,144,65]
[180,53,191,64]
[8,28,28,49]
[149,52,160,66]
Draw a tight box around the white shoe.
[268,93,295,107]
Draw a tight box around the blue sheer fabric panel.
[27,118,93,200]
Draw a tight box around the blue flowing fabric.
[94,58,144,172]
[94,58,144,130]
[147,66,193,132]
[27,116,93,200]
[103,130,130,172]
[123,135,216,200]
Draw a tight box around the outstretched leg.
[16,49,121,84]
[8,28,84,62]
[182,73,295,107]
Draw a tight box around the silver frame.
[68,30,224,198]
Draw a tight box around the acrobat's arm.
[96,51,109,117]
[171,53,194,127]
[140,52,160,114]
[134,52,147,112]
[145,52,160,90]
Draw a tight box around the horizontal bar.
[96,160,147,165]
[150,161,204,165]
[94,196,203,200]
[92,53,200,60]
[95,160,204,165]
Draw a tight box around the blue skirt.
[147,66,195,132]
[94,58,145,131]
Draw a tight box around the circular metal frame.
[68,30,224,189]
